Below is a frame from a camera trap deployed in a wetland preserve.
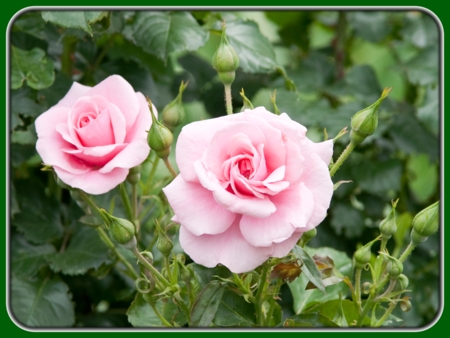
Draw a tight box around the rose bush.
[163,107,334,273]
[35,75,153,194]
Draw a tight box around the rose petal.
[55,82,91,108]
[179,217,273,273]
[75,107,115,147]
[176,117,234,183]
[124,92,152,143]
[54,166,129,195]
[99,138,150,173]
[300,153,334,229]
[163,176,236,236]
[83,75,140,130]
[307,139,334,165]
[270,231,303,258]
[35,106,71,139]
[63,144,127,167]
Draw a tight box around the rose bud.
[126,165,141,185]
[400,297,412,312]
[101,209,136,247]
[411,201,439,245]
[393,274,409,292]
[387,256,403,279]
[240,88,254,111]
[354,237,378,269]
[350,87,391,145]
[379,199,398,241]
[299,228,317,247]
[157,232,174,258]
[147,98,174,160]
[162,81,188,131]
[212,24,239,86]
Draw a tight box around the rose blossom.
[163,107,334,273]
[35,75,153,195]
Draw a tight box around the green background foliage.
[8,9,440,328]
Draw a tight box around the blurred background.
[10,10,440,327]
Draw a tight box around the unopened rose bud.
[379,199,398,241]
[412,201,439,238]
[395,274,409,291]
[147,98,173,160]
[101,210,136,246]
[162,81,188,131]
[212,24,239,86]
[387,257,403,279]
[240,88,253,111]
[157,233,173,257]
[299,228,317,247]
[354,238,378,269]
[350,87,391,145]
[400,297,412,312]
[126,166,141,185]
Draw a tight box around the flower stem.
[224,84,233,115]
[374,297,399,327]
[355,268,362,311]
[151,304,172,327]
[119,183,133,221]
[96,227,139,280]
[329,141,356,177]
[61,36,77,77]
[132,247,170,289]
[255,263,270,326]
[163,157,177,178]
[145,155,160,194]
[76,190,109,224]
[398,242,416,263]
[356,294,375,327]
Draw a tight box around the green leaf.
[11,46,55,90]
[289,247,352,314]
[132,12,208,60]
[405,46,439,86]
[330,202,364,238]
[390,112,439,161]
[49,226,112,275]
[41,11,108,35]
[401,12,439,48]
[11,87,45,130]
[126,293,165,327]
[348,12,392,43]
[190,281,226,327]
[282,313,339,327]
[393,212,413,250]
[11,127,37,145]
[306,299,370,326]
[213,289,256,327]
[225,19,278,73]
[346,65,382,104]
[352,159,403,195]
[12,180,64,244]
[292,246,325,294]
[37,72,73,108]
[10,143,37,167]
[417,85,439,136]
[406,154,438,203]
[11,235,56,278]
[191,263,232,289]
[11,276,75,327]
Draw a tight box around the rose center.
[80,115,93,128]
[238,158,253,179]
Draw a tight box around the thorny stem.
[97,227,139,280]
[374,296,400,327]
[398,242,416,263]
[225,84,233,115]
[255,263,270,326]
[132,247,170,289]
[355,268,363,311]
[329,141,356,177]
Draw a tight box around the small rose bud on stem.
[329,88,391,177]
[162,81,188,131]
[147,97,177,178]
[212,23,239,115]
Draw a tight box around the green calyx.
[412,200,439,237]
[379,199,398,240]
[155,221,173,257]
[126,165,141,185]
[101,209,136,246]
[354,237,379,269]
[212,24,239,86]
[147,98,174,159]
[162,81,188,131]
[350,87,391,145]
[240,88,254,111]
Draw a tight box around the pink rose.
[163,107,334,273]
[35,75,152,195]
